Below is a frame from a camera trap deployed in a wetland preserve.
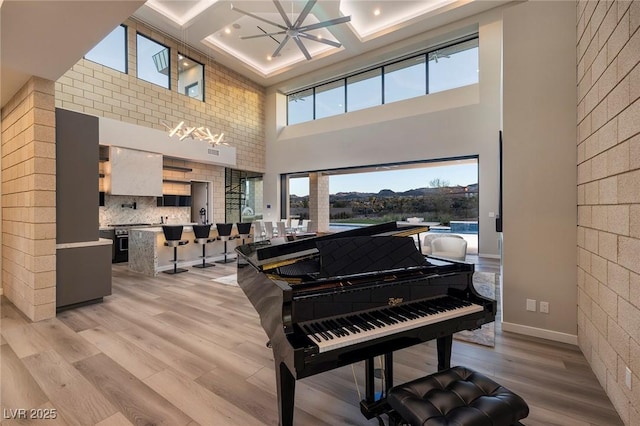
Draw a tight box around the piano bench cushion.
[387,366,529,426]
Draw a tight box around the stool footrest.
[163,268,188,275]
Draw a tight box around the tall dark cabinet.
[55,109,112,310]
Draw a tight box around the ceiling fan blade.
[272,34,291,57]
[298,15,351,32]
[293,37,312,60]
[298,32,341,48]
[241,31,286,40]
[272,0,293,28]
[230,4,287,30]
[257,25,282,45]
[293,0,317,28]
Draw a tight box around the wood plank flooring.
[1,262,623,425]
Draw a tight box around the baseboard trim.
[502,322,578,345]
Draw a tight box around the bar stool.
[236,222,252,245]
[162,225,189,274]
[216,223,236,264]
[192,224,216,269]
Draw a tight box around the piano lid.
[236,221,429,271]
[316,236,427,278]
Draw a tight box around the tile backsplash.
[100,194,190,226]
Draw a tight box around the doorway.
[191,181,211,224]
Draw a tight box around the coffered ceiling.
[133,0,509,88]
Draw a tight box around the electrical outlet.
[526,299,536,312]
[626,367,632,389]
[540,301,549,314]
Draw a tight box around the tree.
[429,178,450,189]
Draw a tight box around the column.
[309,172,329,233]
[1,77,57,321]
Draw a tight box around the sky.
[289,162,478,197]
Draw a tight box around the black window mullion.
[381,66,386,105]
[123,25,129,74]
[425,53,429,95]
[343,79,347,113]
[313,87,316,120]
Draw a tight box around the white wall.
[502,1,577,341]
[264,8,504,257]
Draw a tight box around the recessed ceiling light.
[224,28,231,34]
[267,56,272,61]
[232,23,241,29]
[178,54,184,59]
[183,62,189,66]
[373,8,381,16]
[317,35,323,40]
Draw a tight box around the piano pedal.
[266,340,272,348]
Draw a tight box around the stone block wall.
[54,17,265,174]
[0,77,57,321]
[576,1,640,423]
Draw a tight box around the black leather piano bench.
[387,366,529,426]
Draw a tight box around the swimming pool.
[329,221,478,235]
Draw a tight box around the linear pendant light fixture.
[162,120,227,146]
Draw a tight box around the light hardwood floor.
[1,262,623,425]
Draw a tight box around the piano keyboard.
[300,296,484,353]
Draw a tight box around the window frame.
[136,32,171,90]
[285,34,479,125]
[178,52,205,101]
[84,24,128,74]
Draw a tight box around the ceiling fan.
[230,0,351,60]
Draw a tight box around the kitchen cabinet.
[105,146,163,196]
[157,195,192,207]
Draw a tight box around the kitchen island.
[128,225,242,276]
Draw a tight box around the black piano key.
[376,310,398,325]
[413,303,434,317]
[397,305,420,320]
[338,317,360,334]
[363,312,385,328]
[327,320,349,337]
[382,309,404,322]
[301,325,321,343]
[370,310,392,325]
[320,321,341,338]
[352,314,374,330]
[310,323,332,340]
[327,319,348,337]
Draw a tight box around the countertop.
[129,223,199,233]
[57,238,114,249]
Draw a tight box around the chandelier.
[161,120,227,146]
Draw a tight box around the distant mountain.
[291,184,478,200]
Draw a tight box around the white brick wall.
[577,1,640,424]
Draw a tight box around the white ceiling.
[0,0,509,108]
[133,0,509,88]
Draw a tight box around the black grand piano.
[235,222,496,425]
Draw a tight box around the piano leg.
[364,353,393,402]
[365,358,375,402]
[384,352,394,393]
[436,334,453,371]
[275,361,295,426]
